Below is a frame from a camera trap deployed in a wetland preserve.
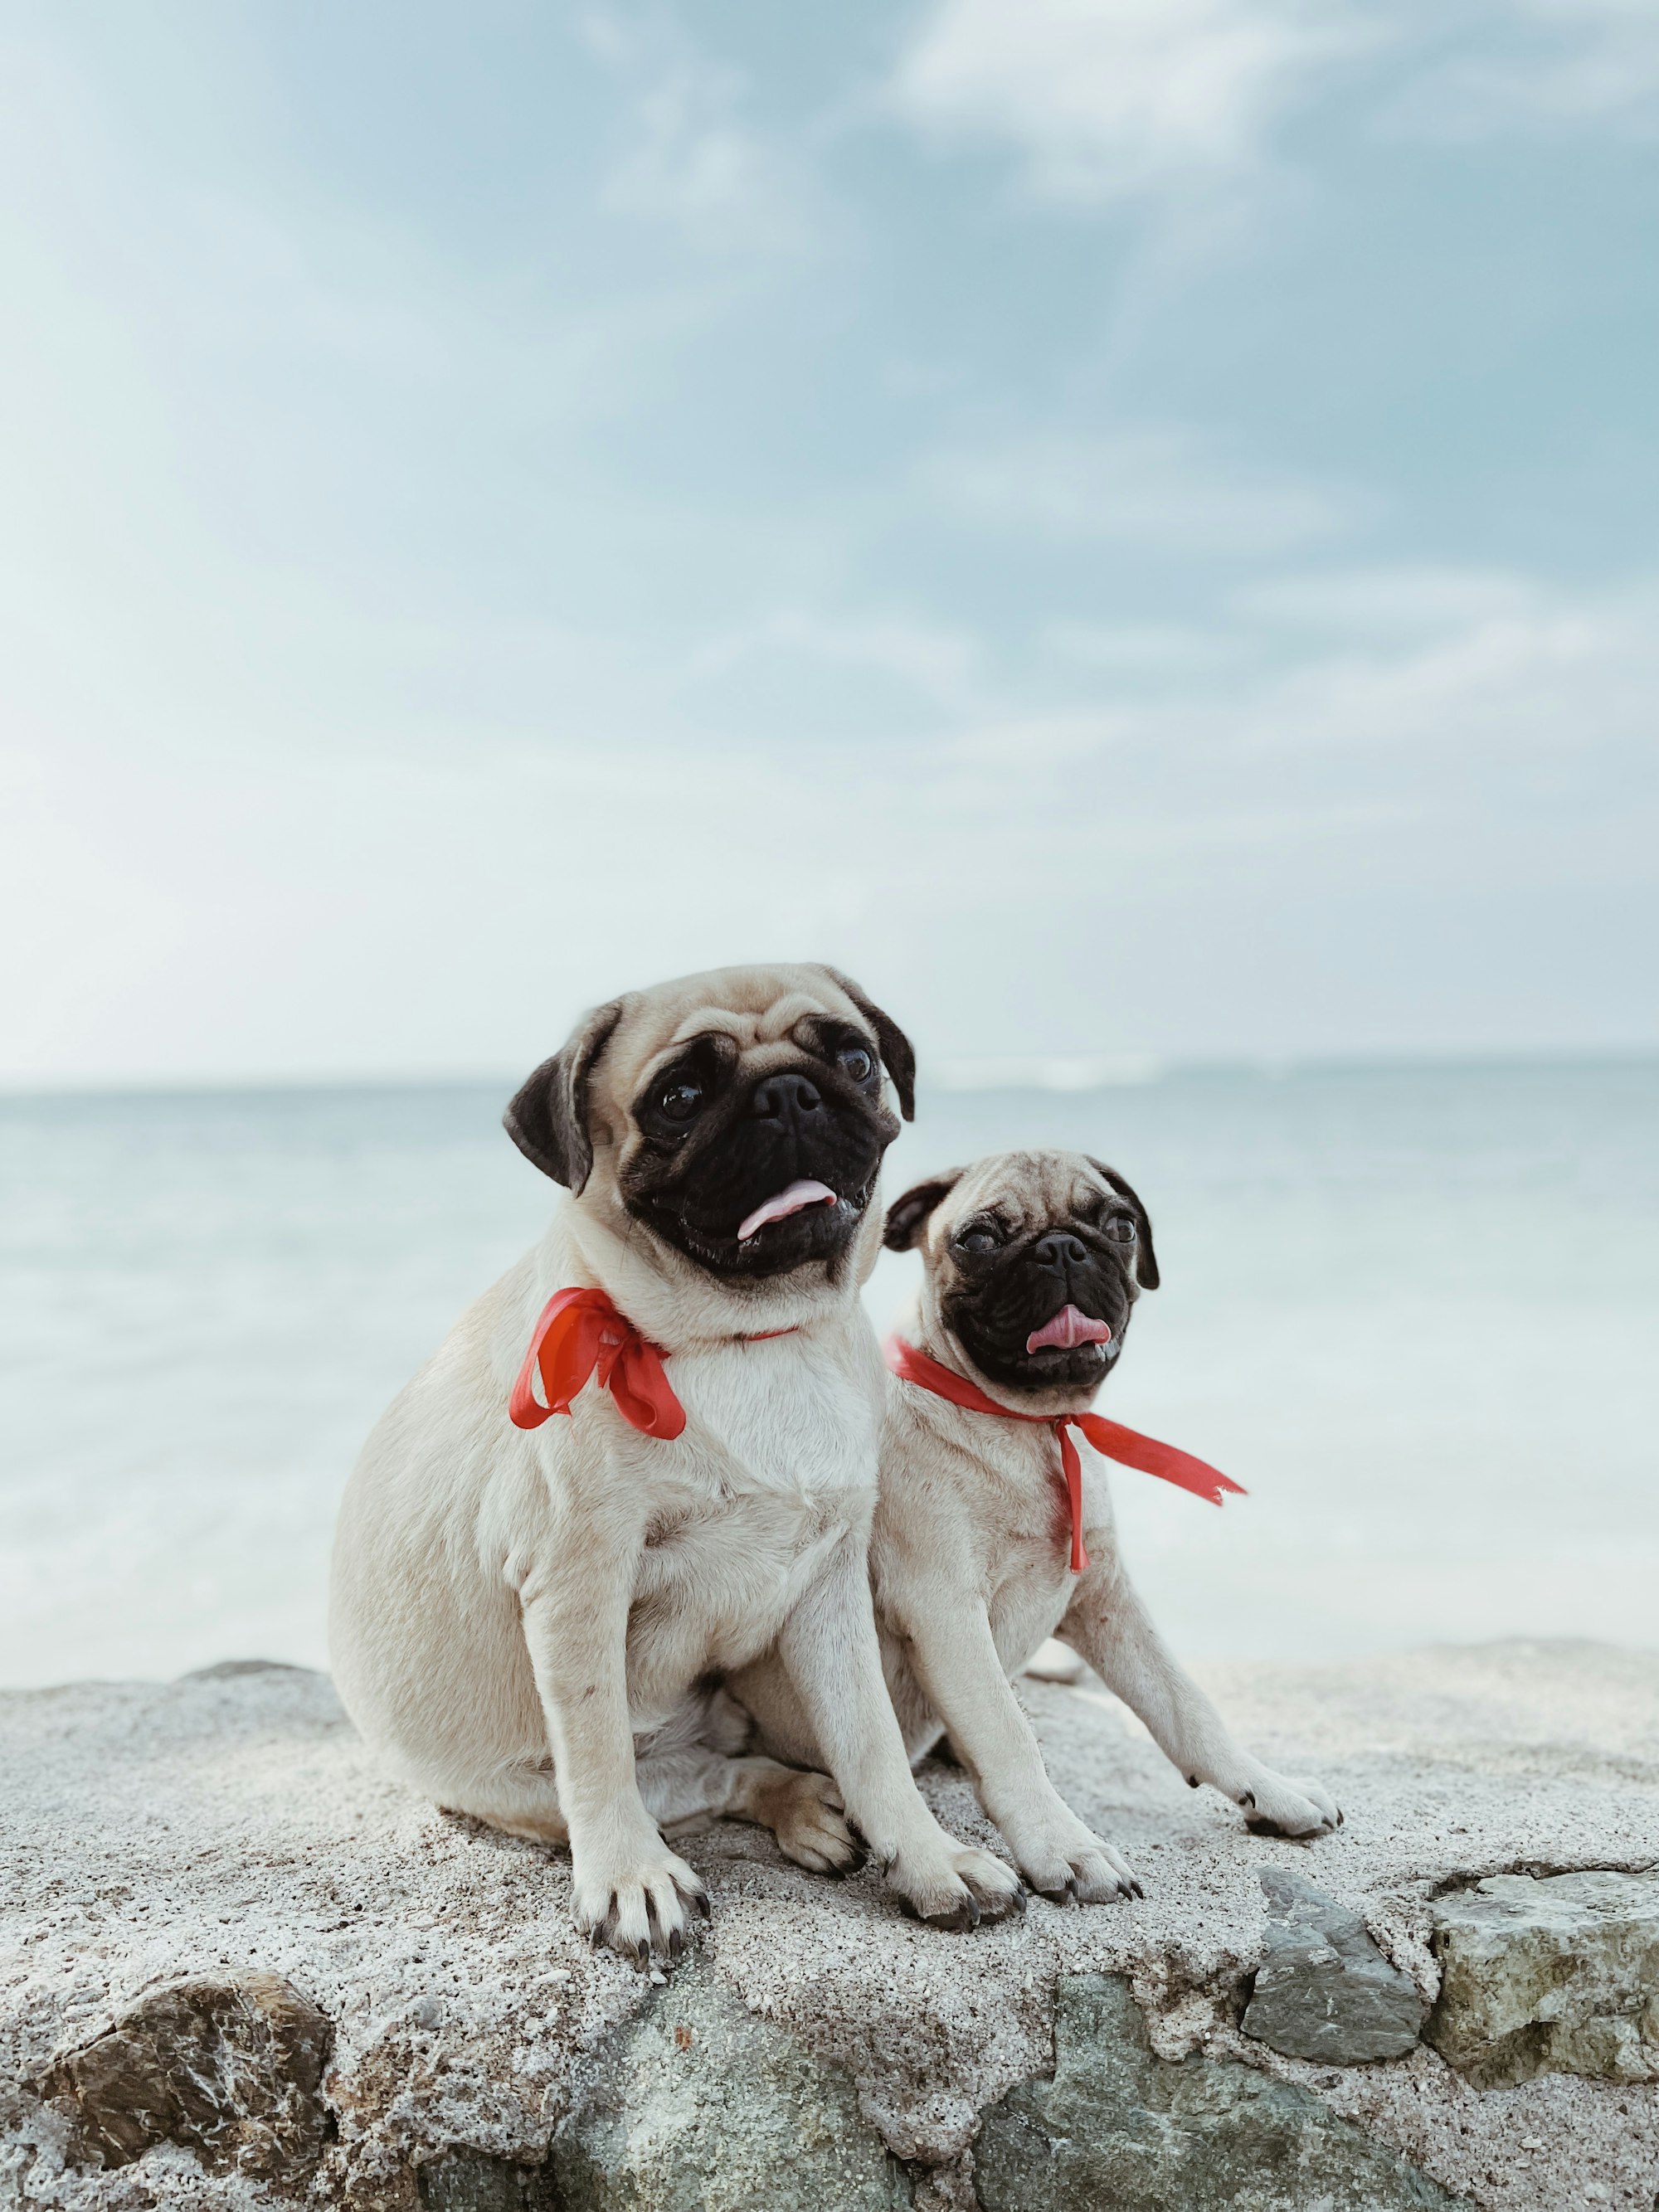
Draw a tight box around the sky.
[2,0,1656,1087]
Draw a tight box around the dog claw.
[922,1894,981,1932]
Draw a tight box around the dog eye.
[1104,1215,1137,1243]
[957,1219,1004,1254]
[658,1079,704,1121]
[837,1043,875,1083]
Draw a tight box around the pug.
[328,966,1023,1962]
[731,1148,1340,1905]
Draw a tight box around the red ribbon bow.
[884,1335,1245,1575]
[510,1287,687,1440]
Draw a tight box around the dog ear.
[1087,1159,1160,1290]
[820,967,917,1121]
[883,1169,964,1252]
[504,1000,625,1192]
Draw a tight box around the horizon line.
[2,1041,1657,1106]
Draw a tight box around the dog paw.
[889,1840,1025,1930]
[1238,1767,1343,1838]
[1022,1833,1142,1906]
[571,1845,710,1966]
[766,1770,865,1878]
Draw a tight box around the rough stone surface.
[977,1973,1465,2210]
[1427,1871,1659,2089]
[415,2149,547,2210]
[41,1974,330,2187]
[2,1641,1658,2211]
[1243,1867,1428,2065]
[549,1961,911,2210]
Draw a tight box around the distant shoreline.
[3,1044,1657,1107]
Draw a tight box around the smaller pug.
[733,1149,1340,1904]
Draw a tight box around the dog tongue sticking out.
[1026,1304,1113,1355]
[737,1179,839,1243]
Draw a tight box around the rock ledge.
[4,1640,1657,2210]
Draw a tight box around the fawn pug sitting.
[732,1148,1340,1905]
[329,966,1024,1964]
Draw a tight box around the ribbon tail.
[1078,1414,1245,1507]
[509,1297,604,1430]
[508,1328,556,1428]
[538,1309,606,1421]
[1055,1423,1089,1574]
[611,1347,687,1441]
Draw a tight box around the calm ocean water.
[2,1060,1655,1687]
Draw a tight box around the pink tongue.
[1026,1304,1113,1355]
[737,1179,839,1243]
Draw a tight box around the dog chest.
[622,1357,874,1685]
[635,1478,847,1589]
[667,1335,881,1503]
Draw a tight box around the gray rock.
[1427,1869,1659,2088]
[975,1975,1467,2212]
[1242,1867,1428,2064]
[549,1962,912,2210]
[418,2148,548,2209]
[42,1971,331,2188]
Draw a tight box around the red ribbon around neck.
[884,1335,1245,1575]
[508,1290,800,1440]
[509,1287,686,1439]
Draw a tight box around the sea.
[2,1058,1655,1688]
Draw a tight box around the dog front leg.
[1063,1558,1341,1837]
[775,1536,1024,1928]
[893,1592,1139,1903]
[518,1570,710,1962]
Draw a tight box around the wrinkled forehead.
[945,1150,1107,1232]
[601,964,864,1096]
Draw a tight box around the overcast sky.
[3,0,1656,1086]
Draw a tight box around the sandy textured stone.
[2,1642,1657,2212]
[1243,1867,1428,2065]
[977,1974,1464,2211]
[549,1962,911,2210]
[415,2149,546,2209]
[1427,1871,1659,2089]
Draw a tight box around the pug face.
[507,964,914,1285]
[884,1149,1158,1408]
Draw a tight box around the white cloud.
[684,610,983,711]
[925,428,1347,554]
[890,0,1659,203]
[1393,0,1659,138]
[581,8,810,250]
[890,0,1371,202]
[1233,564,1540,634]
[2,8,1652,1082]
[1243,590,1658,764]
[921,568,1659,843]
[1043,620,1246,674]
[6,567,1654,1083]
